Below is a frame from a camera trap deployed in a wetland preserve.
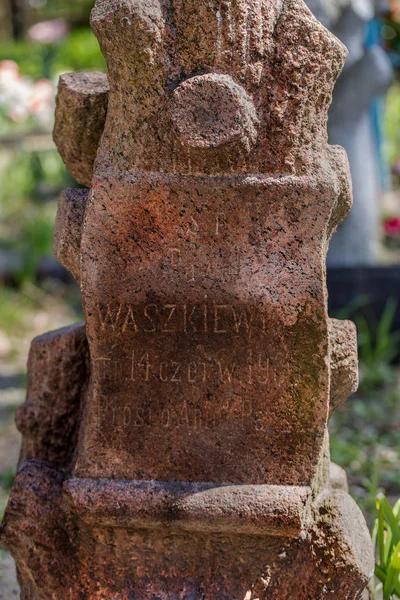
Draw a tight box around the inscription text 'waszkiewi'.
[94,302,268,338]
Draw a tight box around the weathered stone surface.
[63,479,312,537]
[90,0,345,176]
[329,318,359,414]
[2,1,374,598]
[75,169,348,486]
[1,459,373,599]
[329,462,349,492]
[53,188,89,281]
[54,71,109,187]
[3,460,373,600]
[0,461,77,597]
[171,73,260,151]
[15,323,89,468]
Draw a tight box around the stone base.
[1,459,374,600]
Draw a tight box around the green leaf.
[377,300,397,348]
[372,519,379,551]
[385,528,394,569]
[381,496,400,547]
[378,499,387,567]
[393,500,400,520]
[383,542,400,599]
[375,564,387,585]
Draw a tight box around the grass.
[357,299,400,394]
[330,381,400,522]
[372,496,400,599]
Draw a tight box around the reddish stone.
[1,0,374,598]
[329,319,359,415]
[53,188,89,282]
[16,323,89,468]
[1,460,372,599]
[75,170,345,485]
[53,72,109,187]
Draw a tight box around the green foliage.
[0,283,83,340]
[0,470,15,491]
[0,108,36,137]
[372,495,400,600]
[334,294,371,321]
[357,299,400,393]
[0,469,15,521]
[0,149,72,283]
[0,149,71,209]
[52,28,106,75]
[30,0,94,22]
[0,27,105,80]
[333,296,400,392]
[14,204,57,283]
[330,385,400,522]
[0,152,36,206]
[0,41,51,80]
[0,287,37,335]
[385,82,400,169]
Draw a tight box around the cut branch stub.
[329,318,359,415]
[15,323,89,468]
[53,72,109,187]
[171,74,259,151]
[53,188,89,282]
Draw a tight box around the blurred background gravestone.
[306,0,394,266]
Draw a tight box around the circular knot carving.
[171,73,259,151]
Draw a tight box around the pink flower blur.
[27,19,68,44]
[384,217,400,237]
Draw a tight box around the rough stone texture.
[2,1,374,598]
[75,168,354,485]
[89,0,345,176]
[172,73,260,151]
[53,188,89,282]
[1,460,372,600]
[329,318,359,415]
[54,71,109,188]
[15,323,89,468]
[63,479,312,537]
[329,462,350,492]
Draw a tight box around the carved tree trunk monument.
[1,1,374,598]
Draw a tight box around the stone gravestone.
[306,0,394,266]
[1,1,374,598]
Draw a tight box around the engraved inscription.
[99,397,273,433]
[95,302,268,338]
[178,213,229,237]
[162,247,242,282]
[95,350,279,388]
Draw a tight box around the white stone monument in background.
[306,0,393,266]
